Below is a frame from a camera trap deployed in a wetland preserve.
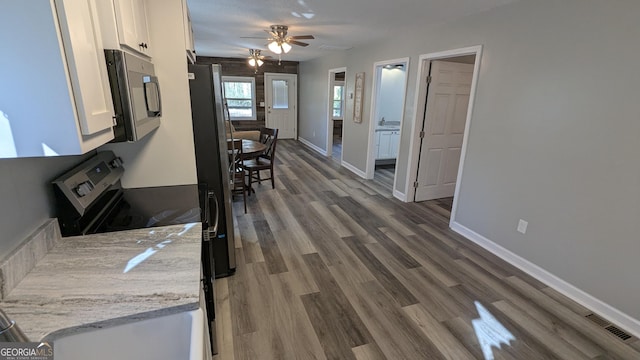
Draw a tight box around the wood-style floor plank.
[342,236,418,307]
[402,303,476,360]
[216,140,640,360]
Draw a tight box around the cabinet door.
[55,0,114,135]
[390,131,400,158]
[114,0,150,55]
[182,0,195,63]
[134,0,150,53]
[378,132,392,159]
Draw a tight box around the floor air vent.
[605,325,633,341]
[585,313,609,327]
[585,313,634,342]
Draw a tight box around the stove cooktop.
[98,185,201,233]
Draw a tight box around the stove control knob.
[109,157,124,169]
[75,181,94,197]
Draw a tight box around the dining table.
[235,138,267,160]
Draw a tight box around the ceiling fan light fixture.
[247,49,266,73]
[281,42,292,53]
[268,41,282,54]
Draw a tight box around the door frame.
[326,67,347,159]
[404,45,482,226]
[264,72,298,139]
[365,57,410,180]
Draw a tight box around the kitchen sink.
[51,308,204,360]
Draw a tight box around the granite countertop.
[0,223,202,341]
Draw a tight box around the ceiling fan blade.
[288,40,310,47]
[289,35,314,40]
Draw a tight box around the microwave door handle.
[143,76,162,117]
[153,77,162,116]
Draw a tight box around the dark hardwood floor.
[331,135,342,165]
[216,139,640,360]
[373,164,396,194]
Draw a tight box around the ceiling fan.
[242,25,315,59]
[246,49,271,73]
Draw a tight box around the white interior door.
[264,73,297,139]
[415,61,473,202]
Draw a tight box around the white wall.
[102,0,197,188]
[298,0,640,324]
[298,53,347,149]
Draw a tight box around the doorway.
[326,67,346,162]
[405,46,482,224]
[264,73,297,139]
[366,58,410,195]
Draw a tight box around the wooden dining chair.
[243,127,279,190]
[227,138,248,213]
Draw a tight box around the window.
[222,76,256,120]
[272,80,289,109]
[332,83,344,119]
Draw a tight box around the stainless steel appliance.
[104,50,162,142]
[51,151,218,355]
[188,63,236,278]
[52,151,201,236]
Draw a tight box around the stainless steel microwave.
[104,50,161,142]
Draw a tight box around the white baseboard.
[341,161,366,178]
[297,137,327,156]
[393,189,407,202]
[450,221,640,339]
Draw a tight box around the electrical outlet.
[517,219,528,234]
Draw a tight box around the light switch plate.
[517,219,528,234]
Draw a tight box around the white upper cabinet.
[113,0,152,57]
[57,0,115,135]
[0,0,115,158]
[182,0,196,63]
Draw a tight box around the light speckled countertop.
[0,223,202,341]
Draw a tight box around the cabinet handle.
[139,42,145,48]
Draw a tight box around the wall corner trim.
[341,161,367,179]
[297,137,328,156]
[450,221,640,339]
[393,189,407,202]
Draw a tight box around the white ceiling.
[187,0,517,62]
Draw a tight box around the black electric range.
[52,151,218,355]
[51,151,202,236]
